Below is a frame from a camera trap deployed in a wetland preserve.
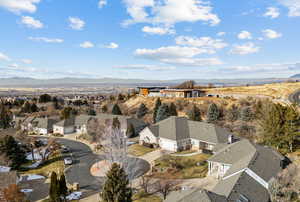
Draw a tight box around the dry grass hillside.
[204,82,300,99]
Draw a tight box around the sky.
[0,0,300,80]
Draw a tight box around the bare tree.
[154,179,180,200]
[139,175,152,194]
[3,184,27,202]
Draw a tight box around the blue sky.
[0,0,299,80]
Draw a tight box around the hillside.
[204,82,300,99]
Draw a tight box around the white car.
[64,157,73,165]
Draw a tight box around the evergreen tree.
[283,105,300,152]
[58,174,68,199]
[226,105,240,122]
[21,101,31,113]
[112,104,122,115]
[30,103,38,112]
[101,163,132,202]
[240,106,253,121]
[188,105,201,121]
[49,172,59,202]
[112,117,121,129]
[0,136,26,169]
[102,105,108,113]
[0,104,12,129]
[155,104,170,123]
[88,109,96,116]
[39,94,52,103]
[136,103,148,119]
[153,98,162,123]
[126,123,135,138]
[206,103,220,123]
[169,103,178,116]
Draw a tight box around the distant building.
[137,87,206,98]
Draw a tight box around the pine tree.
[126,123,135,138]
[49,172,59,202]
[0,104,11,129]
[136,103,148,119]
[112,104,122,115]
[58,174,68,199]
[240,106,253,121]
[206,103,220,123]
[30,103,38,112]
[153,98,162,123]
[283,105,300,152]
[101,163,132,202]
[169,103,178,116]
[226,105,240,122]
[112,117,121,129]
[155,104,170,123]
[102,105,108,113]
[188,105,201,121]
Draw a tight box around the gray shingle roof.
[35,118,57,130]
[210,139,284,202]
[152,116,231,143]
[164,188,226,202]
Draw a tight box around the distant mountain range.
[0,77,297,88]
[290,74,300,78]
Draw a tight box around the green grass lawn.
[128,144,156,156]
[152,153,211,179]
[21,152,65,177]
[133,191,162,202]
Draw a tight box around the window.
[236,194,249,202]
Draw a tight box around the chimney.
[228,134,233,144]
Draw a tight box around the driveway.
[57,139,104,197]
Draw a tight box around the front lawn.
[133,191,162,202]
[128,144,156,156]
[152,153,210,179]
[21,152,65,177]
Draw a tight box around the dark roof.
[213,172,270,202]
[54,117,75,127]
[151,116,231,143]
[34,118,57,130]
[164,188,226,202]
[210,139,285,202]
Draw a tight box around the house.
[53,114,148,135]
[208,139,286,202]
[139,116,232,152]
[15,116,57,135]
[160,89,206,98]
[164,139,286,202]
[137,87,166,97]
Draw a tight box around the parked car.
[64,157,73,165]
[61,146,70,153]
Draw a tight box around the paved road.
[57,139,104,196]
[288,89,300,104]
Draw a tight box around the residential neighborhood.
[1,0,300,201]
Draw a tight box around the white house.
[139,116,232,152]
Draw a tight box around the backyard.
[152,153,210,179]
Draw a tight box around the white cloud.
[116,64,176,71]
[0,0,41,14]
[98,0,107,8]
[217,32,226,36]
[278,0,300,17]
[231,42,260,55]
[80,41,95,48]
[68,17,85,30]
[237,31,252,40]
[123,0,220,26]
[135,46,223,66]
[105,42,119,49]
[264,7,280,19]
[175,36,227,52]
[226,62,300,73]
[0,52,10,61]
[28,37,64,43]
[262,29,282,39]
[21,16,43,29]
[21,59,32,64]
[142,26,175,35]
